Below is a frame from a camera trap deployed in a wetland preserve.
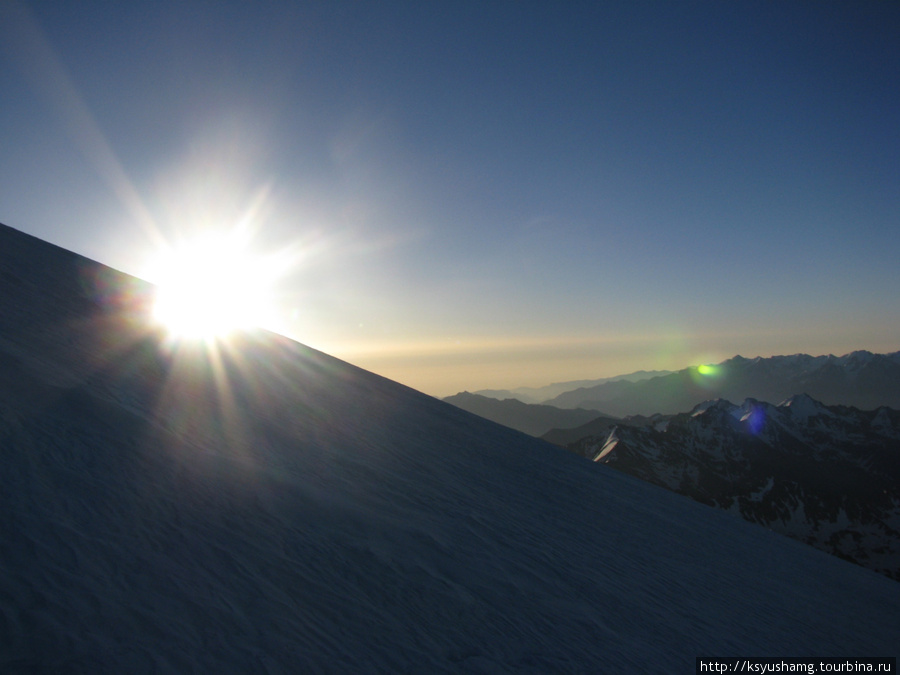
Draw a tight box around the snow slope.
[1,223,899,672]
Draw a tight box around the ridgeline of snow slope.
[1,223,899,672]
[576,395,900,580]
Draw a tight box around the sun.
[149,234,279,340]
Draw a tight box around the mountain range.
[566,395,900,580]
[441,392,615,437]
[539,412,664,447]
[2,222,898,670]
[446,351,900,441]
[472,370,671,404]
[544,352,900,416]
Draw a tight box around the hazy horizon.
[3,1,898,397]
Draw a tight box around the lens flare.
[743,405,766,435]
[690,362,725,389]
[697,364,718,376]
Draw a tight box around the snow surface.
[1,223,899,672]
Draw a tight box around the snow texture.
[1,223,899,672]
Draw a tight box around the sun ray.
[0,1,163,248]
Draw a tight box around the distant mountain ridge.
[540,412,666,447]
[546,351,900,416]
[472,369,671,404]
[442,391,614,437]
[567,394,900,579]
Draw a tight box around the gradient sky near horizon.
[2,0,899,397]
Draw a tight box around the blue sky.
[2,1,898,396]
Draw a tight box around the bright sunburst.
[150,233,279,340]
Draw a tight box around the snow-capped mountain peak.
[778,392,834,421]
